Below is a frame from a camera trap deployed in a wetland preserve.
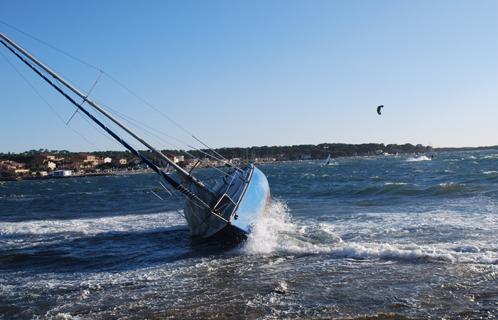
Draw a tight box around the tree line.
[0,143,433,164]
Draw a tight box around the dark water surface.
[1,150,498,319]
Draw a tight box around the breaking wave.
[242,200,498,265]
[406,155,432,162]
[483,171,498,175]
[0,211,186,252]
[0,211,185,237]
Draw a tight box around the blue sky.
[1,0,497,152]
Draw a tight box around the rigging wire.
[0,35,234,223]
[0,48,101,151]
[103,116,229,175]
[0,20,235,162]
[7,51,219,183]
[0,20,193,134]
[66,70,103,125]
[192,135,232,163]
[0,22,193,162]
[1,38,214,210]
[95,98,236,169]
[103,108,231,172]
[0,19,102,72]
[1,24,239,209]
[90,99,233,173]
[96,77,238,169]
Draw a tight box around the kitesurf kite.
[376,105,384,115]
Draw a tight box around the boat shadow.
[0,225,243,274]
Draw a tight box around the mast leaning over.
[0,30,272,240]
[0,32,212,209]
[0,31,207,190]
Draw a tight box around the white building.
[103,157,112,164]
[14,168,30,175]
[82,155,99,167]
[173,155,185,163]
[47,161,57,170]
[52,170,73,177]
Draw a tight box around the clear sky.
[1,0,497,152]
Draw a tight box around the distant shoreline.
[434,145,498,152]
[0,168,154,182]
[2,143,497,182]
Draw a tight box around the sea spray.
[242,201,498,264]
[242,200,297,254]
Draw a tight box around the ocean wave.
[242,200,498,265]
[482,154,498,160]
[384,182,408,185]
[350,182,468,197]
[483,171,498,175]
[353,183,418,196]
[427,182,468,196]
[406,156,432,162]
[0,211,185,237]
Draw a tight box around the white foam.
[53,313,83,320]
[406,155,431,162]
[438,182,464,188]
[483,171,498,175]
[243,200,297,254]
[242,200,498,264]
[0,211,185,237]
[483,154,498,160]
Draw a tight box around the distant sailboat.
[321,154,332,166]
[0,32,271,241]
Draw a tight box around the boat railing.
[210,165,254,221]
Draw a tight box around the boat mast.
[0,32,213,208]
[0,31,206,190]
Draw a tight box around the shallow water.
[1,150,498,319]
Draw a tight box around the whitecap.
[406,156,431,162]
[0,211,185,237]
[242,201,498,264]
[483,171,498,175]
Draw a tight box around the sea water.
[1,150,498,319]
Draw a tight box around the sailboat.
[0,32,271,240]
[321,154,332,166]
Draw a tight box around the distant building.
[44,154,64,162]
[103,157,112,164]
[119,158,128,165]
[14,168,30,175]
[47,161,57,170]
[82,155,100,167]
[51,170,73,177]
[85,155,97,162]
[0,160,24,171]
[173,155,184,163]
